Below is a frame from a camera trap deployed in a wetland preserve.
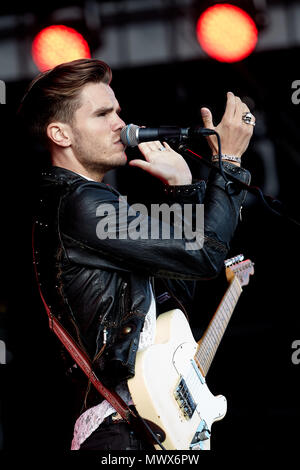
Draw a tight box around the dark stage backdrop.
[1,47,300,452]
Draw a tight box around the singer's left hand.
[200,91,254,162]
[129,140,192,186]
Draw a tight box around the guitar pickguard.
[172,341,226,424]
[128,309,227,450]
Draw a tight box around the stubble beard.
[72,129,125,178]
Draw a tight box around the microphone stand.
[176,134,300,228]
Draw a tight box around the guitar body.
[128,309,227,450]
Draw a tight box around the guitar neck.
[195,276,242,377]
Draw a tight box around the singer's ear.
[46,122,72,148]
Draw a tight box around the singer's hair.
[18,58,112,147]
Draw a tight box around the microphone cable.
[177,131,300,228]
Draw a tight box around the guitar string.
[201,290,233,370]
[177,276,245,413]
[198,278,242,374]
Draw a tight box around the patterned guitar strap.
[32,221,165,450]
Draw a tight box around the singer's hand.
[200,91,254,162]
[129,140,192,186]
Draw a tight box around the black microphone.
[120,123,215,147]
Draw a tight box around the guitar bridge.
[174,377,197,419]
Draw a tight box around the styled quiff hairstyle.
[18,58,112,147]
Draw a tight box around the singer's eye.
[93,106,121,118]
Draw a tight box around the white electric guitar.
[128,254,254,450]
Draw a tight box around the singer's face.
[70,82,127,172]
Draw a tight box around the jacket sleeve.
[59,162,250,280]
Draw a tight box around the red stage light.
[32,25,91,72]
[196,3,258,63]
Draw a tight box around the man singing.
[18,58,253,450]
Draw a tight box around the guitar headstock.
[225,254,254,287]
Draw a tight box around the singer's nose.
[119,116,126,129]
[112,113,125,131]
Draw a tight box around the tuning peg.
[224,254,244,268]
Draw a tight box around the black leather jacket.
[33,163,250,392]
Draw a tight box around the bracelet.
[212,154,241,164]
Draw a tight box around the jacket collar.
[41,166,86,184]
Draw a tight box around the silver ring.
[158,147,166,151]
[242,112,255,126]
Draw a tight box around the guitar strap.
[31,223,162,449]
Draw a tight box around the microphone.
[120,123,216,147]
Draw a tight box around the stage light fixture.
[32,24,91,72]
[196,3,258,63]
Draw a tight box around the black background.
[1,45,300,453]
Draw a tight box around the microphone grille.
[120,124,139,147]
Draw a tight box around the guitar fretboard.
[195,276,242,377]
